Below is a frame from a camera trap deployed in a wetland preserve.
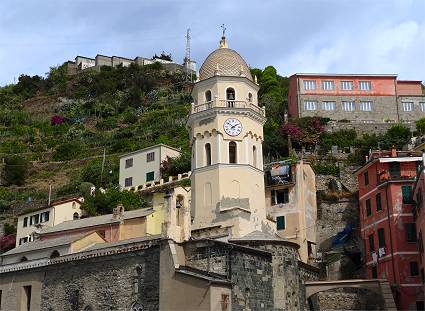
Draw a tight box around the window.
[322,80,335,90]
[402,185,413,204]
[417,301,425,311]
[221,294,230,311]
[73,212,79,220]
[366,199,371,216]
[342,101,355,111]
[146,171,154,182]
[205,143,211,166]
[226,88,235,107]
[378,228,385,248]
[124,177,133,187]
[146,152,155,162]
[368,234,375,252]
[229,141,237,164]
[376,193,382,211]
[420,102,425,112]
[30,214,39,225]
[303,80,316,90]
[304,101,317,111]
[321,101,336,111]
[23,217,28,227]
[205,90,212,102]
[276,216,285,230]
[252,146,257,167]
[371,266,377,278]
[19,237,28,245]
[360,101,373,111]
[419,231,424,253]
[359,81,372,91]
[125,158,133,168]
[23,285,31,311]
[406,223,417,242]
[248,92,253,102]
[402,102,413,112]
[271,189,289,205]
[410,261,419,276]
[341,81,353,90]
[389,162,400,177]
[364,171,369,185]
[40,211,50,223]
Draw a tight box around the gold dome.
[199,37,253,81]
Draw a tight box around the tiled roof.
[84,234,162,252]
[40,208,153,234]
[199,47,252,81]
[1,233,87,256]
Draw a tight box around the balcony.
[377,169,417,184]
[191,99,265,117]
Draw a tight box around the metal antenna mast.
[184,28,192,82]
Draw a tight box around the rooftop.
[40,207,153,234]
[119,143,181,158]
[291,73,398,78]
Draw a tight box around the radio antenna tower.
[184,28,192,82]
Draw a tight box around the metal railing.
[377,169,417,184]
[191,99,265,117]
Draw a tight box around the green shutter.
[146,171,154,182]
[276,216,285,230]
[378,228,385,248]
[402,185,412,204]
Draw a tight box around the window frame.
[410,261,419,276]
[366,198,372,217]
[368,234,375,252]
[401,102,413,112]
[303,80,316,90]
[321,80,335,91]
[146,171,155,182]
[340,81,353,90]
[364,171,369,185]
[23,217,28,227]
[402,185,413,204]
[376,192,382,211]
[420,102,425,112]
[303,101,317,111]
[276,215,286,230]
[124,177,133,187]
[205,143,212,166]
[271,188,289,205]
[378,228,385,248]
[146,151,155,162]
[125,158,133,168]
[321,101,336,111]
[229,141,237,164]
[342,101,355,111]
[406,223,417,242]
[360,101,373,111]
[359,81,372,91]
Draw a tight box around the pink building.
[414,154,425,298]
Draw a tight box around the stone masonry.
[41,247,160,311]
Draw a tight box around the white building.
[119,144,181,190]
[15,197,84,247]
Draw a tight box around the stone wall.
[311,288,385,310]
[326,121,416,135]
[40,247,160,311]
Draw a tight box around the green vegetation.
[160,151,191,179]
[2,155,28,186]
[416,118,425,134]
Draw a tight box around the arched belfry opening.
[229,141,237,164]
[205,90,212,102]
[205,143,212,166]
[226,88,235,107]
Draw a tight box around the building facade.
[15,197,84,247]
[288,74,424,125]
[413,154,425,298]
[356,148,424,310]
[119,144,181,189]
[265,160,317,263]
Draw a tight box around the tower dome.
[199,37,253,81]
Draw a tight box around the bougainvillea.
[0,234,16,252]
[51,115,65,125]
[281,117,328,149]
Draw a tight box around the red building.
[414,154,425,299]
[356,148,424,310]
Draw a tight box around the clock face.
[223,118,242,136]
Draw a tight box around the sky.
[0,0,424,86]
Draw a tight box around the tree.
[3,155,27,186]
[382,124,411,149]
[160,151,191,179]
[416,118,425,135]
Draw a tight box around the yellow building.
[264,160,317,263]
[15,197,84,247]
[187,36,274,239]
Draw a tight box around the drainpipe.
[384,185,398,305]
[394,78,400,123]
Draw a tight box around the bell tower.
[187,36,273,238]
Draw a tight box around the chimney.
[112,204,125,219]
[390,145,397,157]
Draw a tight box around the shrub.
[313,163,340,176]
[160,151,190,179]
[416,118,425,135]
[80,158,119,187]
[95,117,117,130]
[3,223,16,235]
[52,142,81,161]
[3,155,27,186]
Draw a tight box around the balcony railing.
[191,99,265,117]
[377,169,417,184]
